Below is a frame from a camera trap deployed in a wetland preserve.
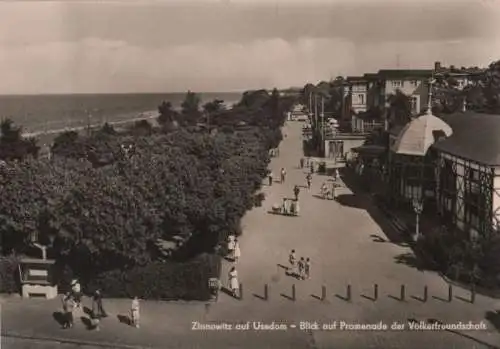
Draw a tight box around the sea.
[0,92,242,134]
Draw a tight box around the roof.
[378,69,433,79]
[363,73,379,80]
[346,76,367,83]
[392,111,453,156]
[433,111,500,165]
[19,258,56,264]
[352,145,386,154]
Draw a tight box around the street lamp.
[412,197,424,241]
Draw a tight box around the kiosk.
[18,258,58,299]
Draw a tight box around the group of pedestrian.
[281,197,299,216]
[226,235,241,263]
[226,235,241,298]
[61,279,108,330]
[60,279,141,330]
[320,182,337,200]
[269,148,280,157]
[299,157,312,169]
[287,250,310,280]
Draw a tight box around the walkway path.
[2,121,500,349]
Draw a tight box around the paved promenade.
[2,121,500,348]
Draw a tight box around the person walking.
[268,172,273,186]
[334,168,340,182]
[70,279,82,310]
[293,185,300,201]
[331,183,337,200]
[227,235,235,257]
[228,266,239,298]
[310,161,314,174]
[281,198,288,215]
[92,290,107,319]
[233,239,241,263]
[299,158,304,169]
[305,258,311,279]
[306,173,312,190]
[280,168,286,183]
[321,182,328,199]
[298,257,306,280]
[289,250,296,268]
[61,293,74,329]
[130,297,140,328]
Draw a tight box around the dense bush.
[86,253,221,300]
[0,256,20,294]
[0,89,295,297]
[416,226,500,288]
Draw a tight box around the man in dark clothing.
[306,174,312,190]
[293,185,300,201]
[299,158,304,168]
[92,290,107,319]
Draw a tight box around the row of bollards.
[235,283,476,303]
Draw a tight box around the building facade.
[388,111,500,239]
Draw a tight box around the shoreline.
[21,111,159,138]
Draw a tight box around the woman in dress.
[228,267,239,298]
[233,239,241,263]
[130,297,140,328]
[227,235,235,257]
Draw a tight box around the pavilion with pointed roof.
[386,84,500,239]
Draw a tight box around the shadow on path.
[486,310,500,333]
[393,252,437,272]
[52,311,66,327]
[338,169,410,247]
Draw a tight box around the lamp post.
[412,198,424,241]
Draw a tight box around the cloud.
[1,0,500,93]
[2,35,500,94]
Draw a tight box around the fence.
[351,116,384,133]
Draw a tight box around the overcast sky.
[1,0,499,94]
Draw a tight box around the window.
[391,80,402,88]
[410,80,419,87]
[464,167,486,230]
[358,94,365,105]
[410,96,418,112]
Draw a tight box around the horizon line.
[0,90,249,97]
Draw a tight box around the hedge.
[86,253,221,300]
[0,255,20,294]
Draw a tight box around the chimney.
[434,61,441,71]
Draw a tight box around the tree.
[0,119,39,161]
[180,91,202,125]
[0,88,297,282]
[202,99,226,126]
[158,101,179,126]
[51,131,85,159]
[130,119,153,136]
[386,90,412,126]
[482,60,500,113]
[100,123,117,135]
